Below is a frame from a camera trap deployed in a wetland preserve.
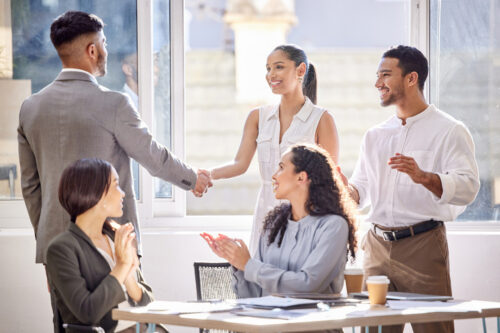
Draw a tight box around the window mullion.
[410,0,430,100]
[137,0,154,221]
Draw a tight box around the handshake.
[192,168,213,197]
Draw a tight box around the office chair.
[193,262,237,333]
[62,323,104,332]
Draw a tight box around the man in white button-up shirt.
[344,46,479,333]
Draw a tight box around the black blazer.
[46,222,154,332]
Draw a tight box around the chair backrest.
[193,262,237,301]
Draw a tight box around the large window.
[1,0,498,225]
[0,0,182,225]
[429,0,500,220]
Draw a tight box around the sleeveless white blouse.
[249,97,328,253]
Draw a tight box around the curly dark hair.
[262,144,358,261]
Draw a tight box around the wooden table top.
[112,299,500,332]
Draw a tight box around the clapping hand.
[200,232,226,258]
[200,232,251,271]
[111,223,136,283]
[114,223,136,267]
[192,169,213,197]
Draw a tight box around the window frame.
[137,0,187,225]
[1,0,499,231]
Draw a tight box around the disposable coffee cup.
[366,275,390,305]
[344,268,364,294]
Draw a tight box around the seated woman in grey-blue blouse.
[202,144,357,297]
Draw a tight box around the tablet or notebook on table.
[272,292,341,300]
[235,296,318,309]
[350,291,453,301]
[272,293,361,306]
[235,295,361,310]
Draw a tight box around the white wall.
[1,220,500,333]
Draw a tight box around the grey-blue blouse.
[233,214,348,297]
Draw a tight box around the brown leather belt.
[373,220,443,241]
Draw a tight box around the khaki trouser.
[362,224,454,333]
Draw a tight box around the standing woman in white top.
[209,44,340,252]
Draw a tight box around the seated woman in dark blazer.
[46,158,153,332]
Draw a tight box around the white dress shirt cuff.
[434,173,456,204]
[243,258,262,283]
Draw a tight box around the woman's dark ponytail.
[303,63,317,104]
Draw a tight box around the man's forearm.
[420,172,443,198]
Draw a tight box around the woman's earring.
[298,76,303,83]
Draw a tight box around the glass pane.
[185,0,410,215]
[2,0,137,200]
[430,0,500,220]
[153,0,173,199]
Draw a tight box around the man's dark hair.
[58,158,112,223]
[50,11,104,48]
[383,45,428,91]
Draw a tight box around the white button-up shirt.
[350,104,480,228]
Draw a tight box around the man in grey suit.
[18,9,210,263]
[18,11,210,329]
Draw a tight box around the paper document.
[145,301,241,314]
[232,308,312,320]
[387,300,481,313]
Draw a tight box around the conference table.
[113,298,500,333]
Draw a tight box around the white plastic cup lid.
[366,275,390,284]
[344,268,363,275]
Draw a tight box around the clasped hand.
[192,169,213,197]
[200,232,250,271]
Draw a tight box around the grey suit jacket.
[46,222,154,332]
[18,70,197,263]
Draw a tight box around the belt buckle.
[382,231,393,241]
[382,231,397,241]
